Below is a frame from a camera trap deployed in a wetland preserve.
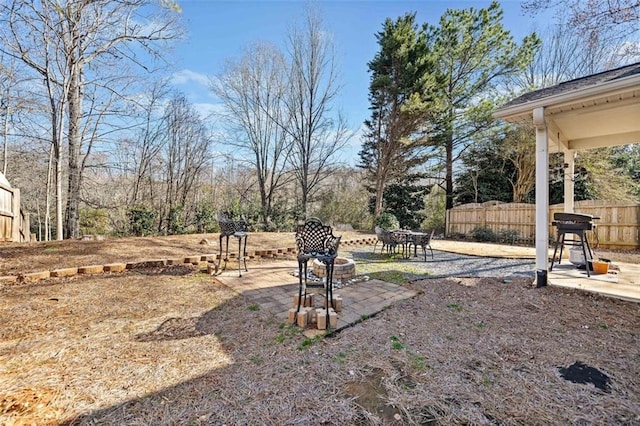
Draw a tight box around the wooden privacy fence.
[0,183,31,242]
[446,200,640,249]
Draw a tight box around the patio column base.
[536,269,548,288]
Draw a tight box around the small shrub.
[80,208,109,235]
[128,205,157,237]
[167,205,186,235]
[195,202,218,233]
[471,226,497,242]
[375,212,399,230]
[498,229,520,245]
[447,232,467,241]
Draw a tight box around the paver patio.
[213,259,417,336]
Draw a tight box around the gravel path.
[420,250,535,279]
[344,247,536,281]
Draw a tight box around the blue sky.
[170,0,550,162]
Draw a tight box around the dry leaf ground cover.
[0,235,639,425]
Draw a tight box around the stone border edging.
[1,237,378,285]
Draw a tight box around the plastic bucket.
[592,260,609,275]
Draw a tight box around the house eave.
[493,72,640,122]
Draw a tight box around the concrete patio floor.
[432,239,640,302]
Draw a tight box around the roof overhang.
[494,71,640,153]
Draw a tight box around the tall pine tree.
[426,1,539,210]
[358,13,435,217]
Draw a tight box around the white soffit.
[494,66,640,152]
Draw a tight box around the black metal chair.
[550,212,595,277]
[295,218,341,327]
[373,226,399,254]
[407,229,435,261]
[216,213,248,277]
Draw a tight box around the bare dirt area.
[0,235,639,425]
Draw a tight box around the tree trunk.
[56,150,63,241]
[64,56,82,239]
[374,177,384,217]
[445,123,455,211]
[45,143,53,241]
[2,102,8,176]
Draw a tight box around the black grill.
[552,213,594,232]
[550,212,595,277]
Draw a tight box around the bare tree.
[523,0,640,44]
[0,56,20,176]
[283,7,351,216]
[0,0,181,239]
[128,81,170,206]
[511,20,637,92]
[212,41,293,229]
[159,93,213,234]
[499,124,536,203]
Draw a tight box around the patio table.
[392,230,434,260]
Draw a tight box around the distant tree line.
[0,1,637,240]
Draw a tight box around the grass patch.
[390,335,404,350]
[298,335,323,350]
[276,323,300,343]
[446,302,463,312]
[369,270,407,285]
[409,353,429,371]
[340,248,431,285]
[482,374,493,386]
[247,304,260,311]
[335,351,347,364]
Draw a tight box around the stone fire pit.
[312,257,356,280]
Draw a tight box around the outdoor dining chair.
[373,226,399,254]
[407,229,435,261]
[295,218,341,327]
[216,213,249,277]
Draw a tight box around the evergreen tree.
[454,137,514,205]
[426,1,539,210]
[358,13,435,217]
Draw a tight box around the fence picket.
[447,200,640,249]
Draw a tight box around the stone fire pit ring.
[312,257,356,280]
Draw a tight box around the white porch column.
[563,149,575,213]
[533,107,549,287]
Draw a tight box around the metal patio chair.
[373,226,399,254]
[216,213,249,277]
[295,218,341,328]
[407,229,435,261]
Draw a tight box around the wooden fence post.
[11,188,20,242]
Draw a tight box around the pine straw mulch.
[1,260,639,425]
